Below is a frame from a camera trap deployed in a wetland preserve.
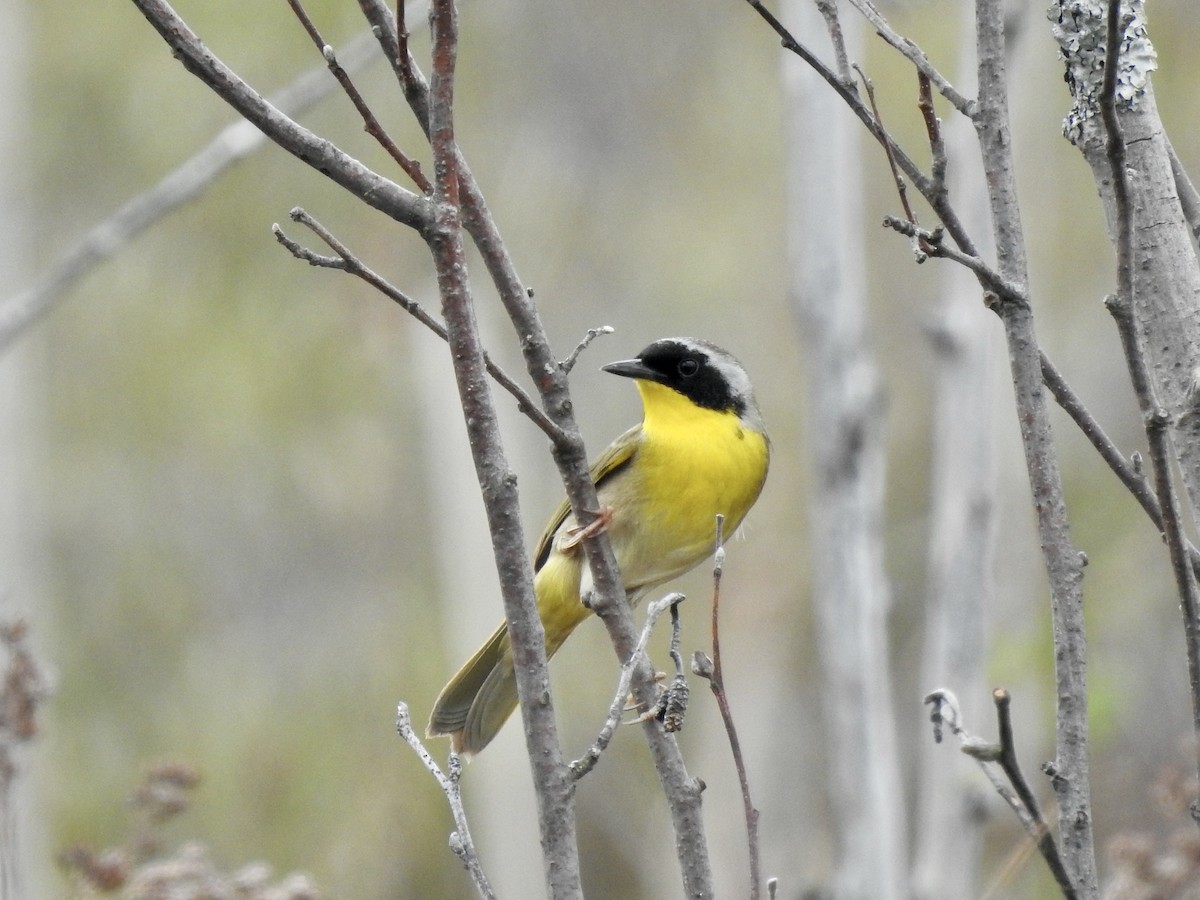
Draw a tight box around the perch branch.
[365,1,717,887]
[425,2,582,893]
[570,593,685,780]
[1040,352,1200,580]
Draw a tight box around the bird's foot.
[560,505,615,552]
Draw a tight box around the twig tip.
[923,687,962,742]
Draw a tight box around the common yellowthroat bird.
[427,337,770,756]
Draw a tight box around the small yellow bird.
[427,337,770,756]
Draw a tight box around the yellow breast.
[604,380,770,591]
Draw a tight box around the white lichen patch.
[1047,0,1158,145]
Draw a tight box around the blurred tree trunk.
[0,2,47,897]
[780,6,906,898]
[910,19,996,897]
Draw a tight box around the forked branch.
[924,689,1077,899]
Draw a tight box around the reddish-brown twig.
[285,0,431,192]
[694,516,761,900]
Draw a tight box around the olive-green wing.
[532,424,642,572]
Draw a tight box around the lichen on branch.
[1048,0,1158,145]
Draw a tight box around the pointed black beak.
[601,358,656,380]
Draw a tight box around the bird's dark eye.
[678,358,700,377]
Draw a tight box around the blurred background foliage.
[4,0,1200,896]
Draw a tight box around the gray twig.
[1040,352,1200,580]
[814,0,853,86]
[973,1,1096,884]
[396,704,495,900]
[272,208,566,443]
[560,326,615,375]
[1165,134,1200,241]
[855,65,929,263]
[881,217,1026,306]
[570,593,685,780]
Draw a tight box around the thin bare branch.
[560,326,615,374]
[992,691,1078,899]
[738,0,984,273]
[919,72,949,194]
[658,602,690,733]
[1040,352,1200,580]
[359,0,433,138]
[885,217,1200,585]
[744,0,907,172]
[976,0,1097,884]
[814,0,853,84]
[272,208,566,443]
[856,66,929,262]
[1165,133,1200,242]
[880,217,1026,305]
